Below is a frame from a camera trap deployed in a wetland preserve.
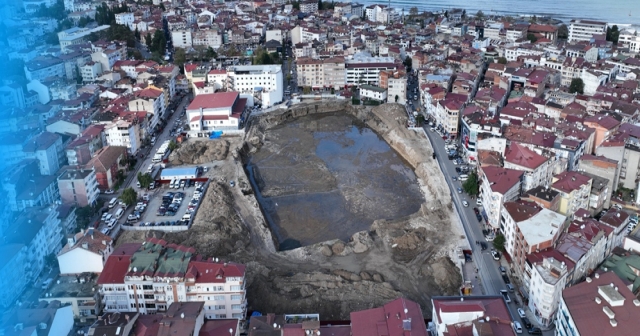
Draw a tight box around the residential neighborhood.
[2,1,640,336]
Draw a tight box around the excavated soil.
[245,113,424,248]
[117,101,465,319]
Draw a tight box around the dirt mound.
[117,181,250,257]
[168,139,229,165]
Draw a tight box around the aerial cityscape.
[1,0,640,335]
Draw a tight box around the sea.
[353,0,640,26]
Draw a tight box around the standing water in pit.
[245,113,424,250]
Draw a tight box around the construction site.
[117,101,467,319]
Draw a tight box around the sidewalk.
[462,260,485,295]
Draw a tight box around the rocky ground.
[168,138,229,165]
[117,101,465,319]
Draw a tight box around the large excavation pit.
[245,113,425,250]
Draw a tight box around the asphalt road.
[96,93,192,238]
[419,96,554,335]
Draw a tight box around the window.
[214,305,225,310]
[214,295,224,301]
[231,304,243,310]
[231,294,243,301]
[230,285,242,291]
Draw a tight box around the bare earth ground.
[117,101,465,319]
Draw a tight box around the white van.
[115,207,124,219]
[459,174,469,181]
[108,197,118,209]
[512,321,522,334]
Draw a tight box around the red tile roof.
[186,92,238,110]
[350,298,428,336]
[185,260,246,284]
[562,272,640,336]
[96,243,141,284]
[504,143,547,170]
[551,171,591,194]
[482,166,524,194]
[432,297,514,336]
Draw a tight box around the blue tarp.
[251,311,262,317]
[209,131,223,139]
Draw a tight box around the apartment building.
[115,12,134,29]
[599,208,630,254]
[296,57,346,90]
[435,99,463,138]
[556,272,640,336]
[528,254,569,327]
[345,54,397,87]
[129,87,166,132]
[501,201,565,276]
[22,131,64,175]
[57,228,113,275]
[0,244,27,309]
[57,166,100,207]
[568,19,607,43]
[24,57,66,81]
[87,146,127,191]
[290,25,325,45]
[104,120,141,155]
[98,239,247,320]
[359,85,387,102]
[193,28,222,49]
[57,25,110,51]
[387,77,407,104]
[226,65,283,107]
[480,166,524,230]
[172,29,193,48]
[80,61,102,82]
[299,0,318,14]
[504,143,551,192]
[551,171,593,217]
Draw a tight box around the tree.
[205,47,217,59]
[45,32,59,45]
[44,253,58,269]
[558,24,568,39]
[497,57,508,64]
[137,172,153,189]
[403,56,412,71]
[475,10,484,20]
[78,16,92,28]
[145,32,152,47]
[409,7,419,17]
[317,0,322,10]
[395,95,399,102]
[569,78,585,94]
[526,33,538,43]
[462,172,479,196]
[529,15,537,23]
[303,86,311,94]
[174,48,186,68]
[134,28,140,41]
[121,188,137,207]
[35,0,67,20]
[493,233,506,252]
[168,140,179,151]
[75,205,95,230]
[159,3,166,11]
[606,25,620,44]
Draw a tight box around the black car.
[480,242,487,250]
[528,327,542,335]
[476,214,483,222]
[522,317,532,329]
[502,274,511,284]
[473,207,480,215]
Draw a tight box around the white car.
[462,200,469,207]
[517,308,526,319]
[104,189,115,194]
[476,199,482,206]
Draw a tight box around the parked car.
[473,207,480,215]
[480,242,487,250]
[517,308,526,319]
[476,199,482,205]
[513,321,522,334]
[476,214,483,222]
[499,266,507,274]
[521,317,532,329]
[457,187,462,193]
[502,274,511,284]
[527,327,542,335]
[506,283,514,292]
[462,200,469,207]
[492,250,501,260]
[104,189,114,194]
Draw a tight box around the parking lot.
[124,179,209,230]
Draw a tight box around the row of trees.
[95,2,130,25]
[251,48,281,65]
